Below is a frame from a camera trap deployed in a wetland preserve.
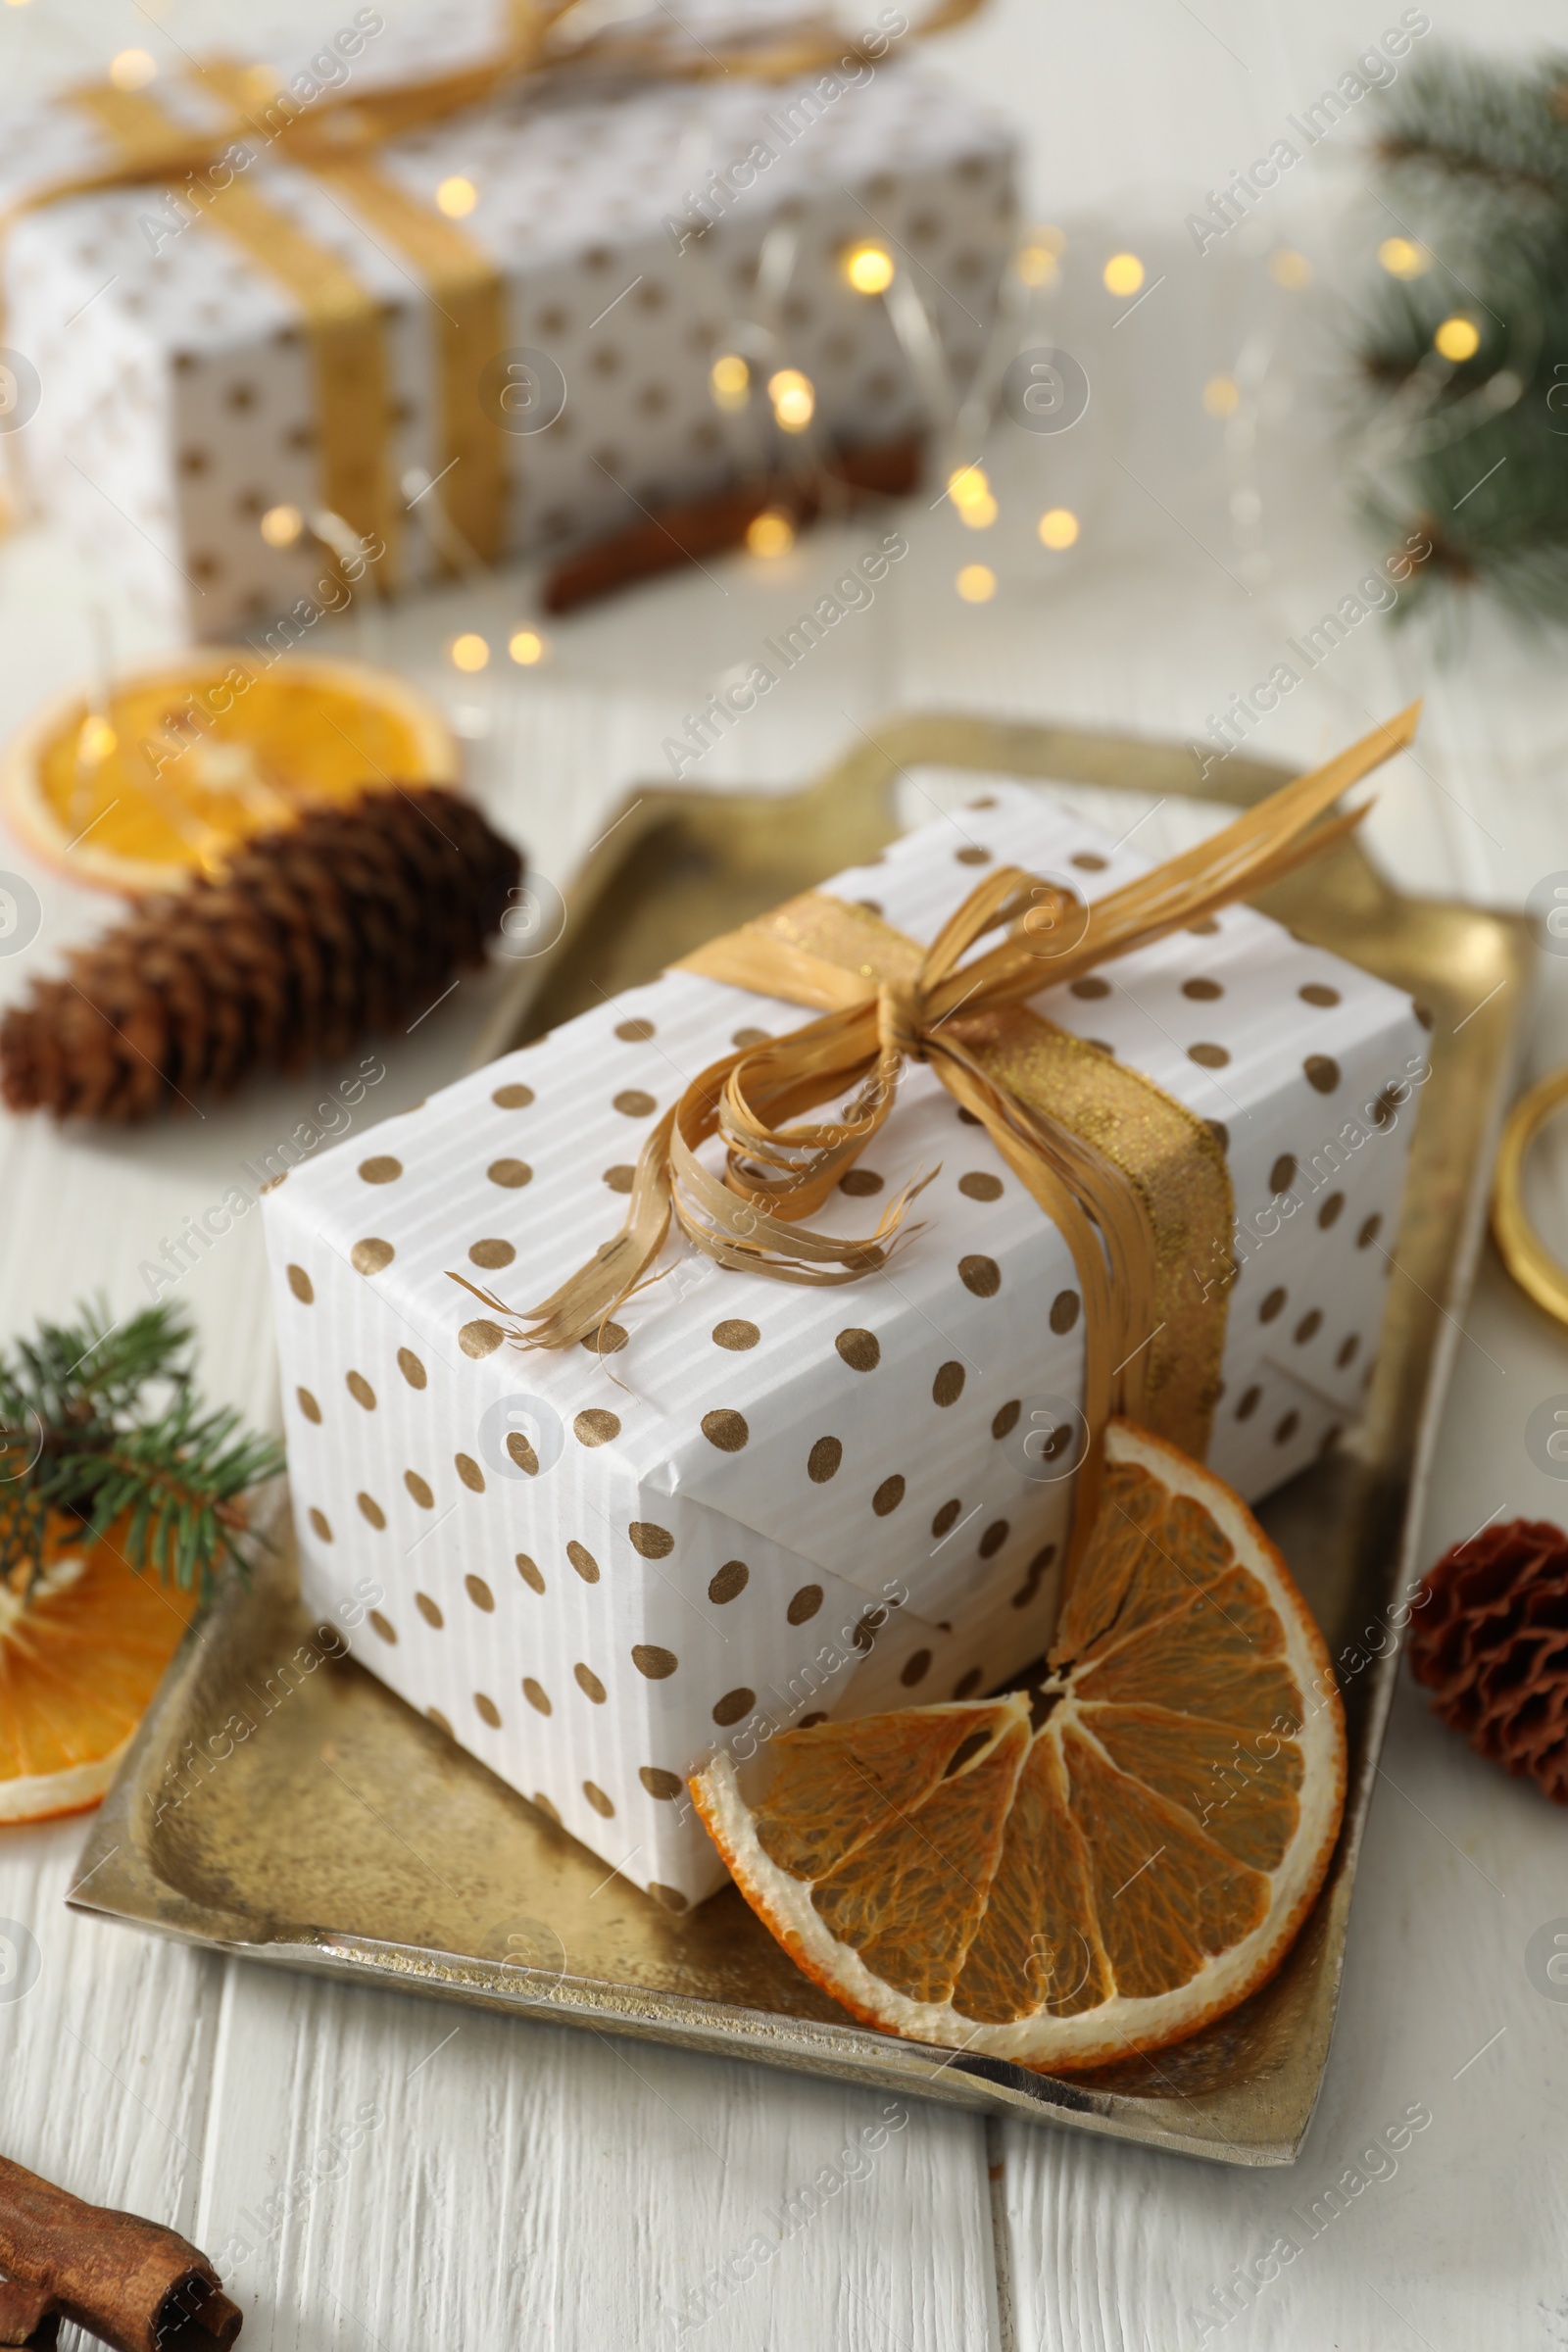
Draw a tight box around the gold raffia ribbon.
[292,155,506,569]
[69,81,398,573]
[193,58,509,571]
[455,707,1421,1565]
[4,0,988,580]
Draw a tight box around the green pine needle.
[1350,47,1568,623]
[0,1299,283,1601]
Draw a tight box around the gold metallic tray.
[70,714,1532,2164]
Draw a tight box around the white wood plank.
[0,1818,222,2243]
[186,1965,1002,2351]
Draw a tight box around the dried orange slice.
[692,1419,1348,2072]
[0,1532,199,1824]
[1,651,457,894]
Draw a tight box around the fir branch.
[1375,50,1568,218]
[0,1299,282,1599]
[1350,45,1568,624]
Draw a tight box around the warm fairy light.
[508,628,546,665]
[1269,248,1312,289]
[450,633,490,672]
[950,465,998,526]
[1016,227,1064,286]
[1435,315,1481,362]
[843,242,895,295]
[1037,508,1079,551]
[710,353,750,412]
[1202,374,1241,418]
[436,175,478,219]
[768,368,815,431]
[956,563,997,603]
[1102,252,1144,297]
[260,503,303,548]
[109,48,157,88]
[77,714,118,762]
[1378,236,1429,280]
[745,509,796,559]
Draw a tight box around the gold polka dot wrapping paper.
[262,784,1428,1908]
[0,5,1011,640]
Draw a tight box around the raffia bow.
[10,1,993,205]
[456,708,1419,1556]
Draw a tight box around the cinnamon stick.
[0,2278,59,2348]
[542,432,924,612]
[0,2158,240,2352]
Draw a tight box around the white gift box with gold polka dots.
[0,35,1015,639]
[263,781,1426,1908]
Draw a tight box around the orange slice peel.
[1,651,458,895]
[0,1527,199,1824]
[692,1418,1348,2072]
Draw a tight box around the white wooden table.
[5,3,1568,2345]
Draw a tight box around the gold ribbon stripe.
[69,81,397,575]
[196,59,509,570]
[302,158,506,566]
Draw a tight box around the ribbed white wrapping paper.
[263,780,1425,1905]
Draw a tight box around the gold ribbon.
[6,0,988,584]
[69,80,399,572]
[454,708,1421,1566]
[194,57,509,572]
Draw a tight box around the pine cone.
[0,787,521,1123]
[1406,1517,1568,1802]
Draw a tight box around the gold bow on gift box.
[455,708,1421,1567]
[2,0,986,583]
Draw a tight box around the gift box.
[261,779,1427,1909]
[0,19,1016,639]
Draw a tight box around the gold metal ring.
[1492,1064,1568,1330]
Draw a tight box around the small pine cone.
[1406,1517,1568,1802]
[0,787,521,1124]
